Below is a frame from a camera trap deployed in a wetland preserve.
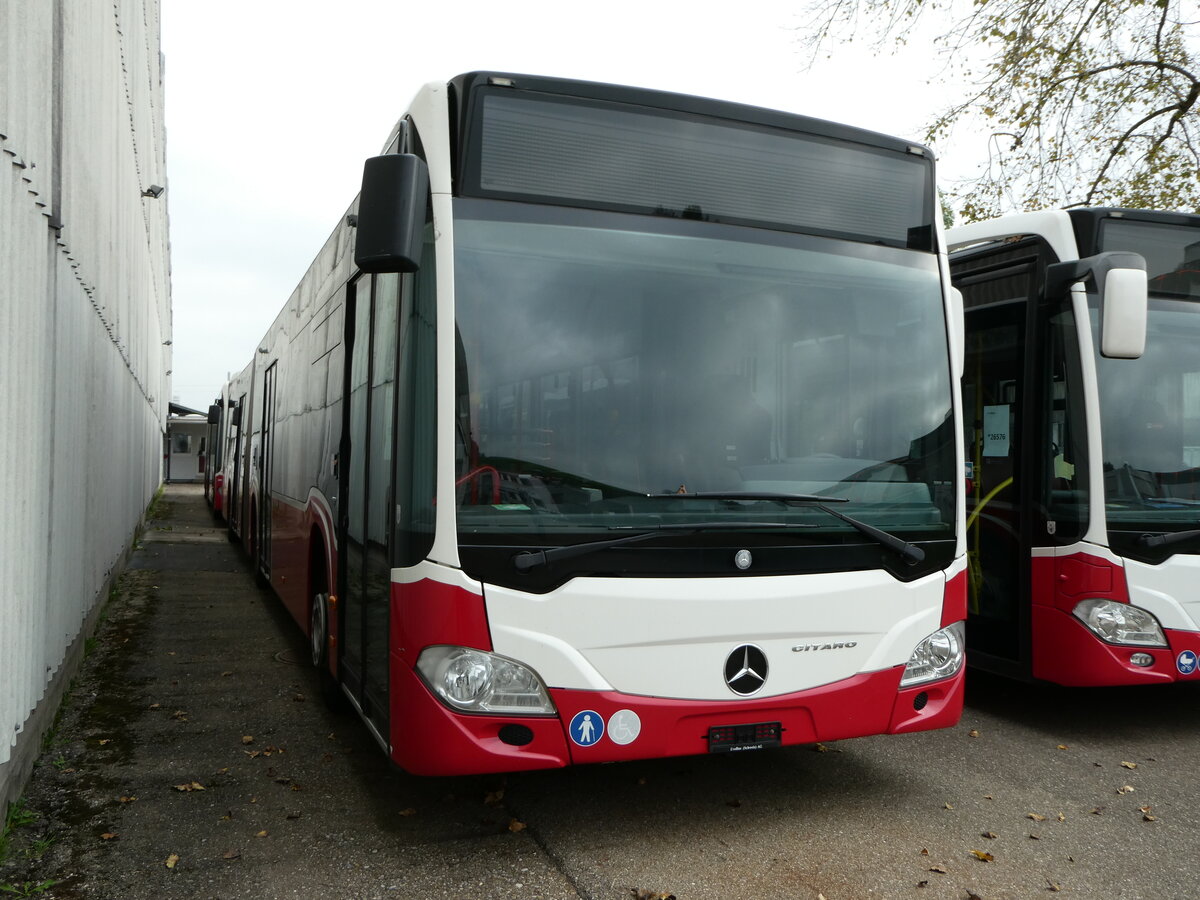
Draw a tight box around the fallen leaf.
[969,849,994,862]
[813,742,830,752]
[920,848,929,856]
[286,811,302,820]
[508,818,527,833]
[221,671,233,677]
[174,782,205,792]
[256,830,268,838]
[1121,761,1138,770]
[1048,880,1063,892]
[223,849,240,860]
[1091,807,1105,815]
[165,853,180,869]
[484,790,505,806]
[967,891,984,900]
[916,880,929,888]
[242,736,254,745]
[982,831,998,839]
[118,796,137,804]
[149,703,162,710]
[1143,812,1158,822]
[983,794,994,801]
[98,739,111,746]
[100,832,118,841]
[968,729,980,738]
[1056,744,1069,750]
[1057,813,1066,822]
[1118,785,1136,794]
[929,865,948,874]
[630,891,676,900]
[1027,813,1047,822]
[1029,833,1041,840]
[944,802,955,810]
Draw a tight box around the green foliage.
[799,0,1199,219]
[0,882,57,898]
[0,801,37,866]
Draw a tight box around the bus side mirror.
[207,404,220,425]
[354,154,429,274]
[1045,251,1147,360]
[231,405,242,428]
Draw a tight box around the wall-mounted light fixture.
[141,184,165,199]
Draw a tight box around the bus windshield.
[453,200,955,546]
[1096,297,1200,529]
[1095,219,1200,533]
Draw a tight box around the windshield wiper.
[652,491,925,564]
[512,521,805,572]
[1139,528,1200,549]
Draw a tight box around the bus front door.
[339,274,399,744]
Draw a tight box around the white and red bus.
[219,72,967,775]
[949,207,1200,685]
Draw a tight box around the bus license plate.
[707,722,782,753]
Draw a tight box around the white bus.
[949,207,1200,685]
[220,72,967,775]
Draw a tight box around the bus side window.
[1044,306,1089,540]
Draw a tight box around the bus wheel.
[310,591,347,712]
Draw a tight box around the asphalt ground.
[3,483,1199,899]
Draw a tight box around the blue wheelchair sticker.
[568,710,604,747]
[1177,650,1198,676]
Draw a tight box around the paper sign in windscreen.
[983,405,1010,457]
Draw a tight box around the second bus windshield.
[453,200,954,541]
[1095,220,1200,533]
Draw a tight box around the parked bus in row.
[203,390,228,513]
[949,207,1200,685]
[218,72,968,775]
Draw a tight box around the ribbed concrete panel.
[0,0,170,810]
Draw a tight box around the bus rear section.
[950,207,1200,685]
[231,72,968,775]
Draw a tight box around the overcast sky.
[162,0,968,411]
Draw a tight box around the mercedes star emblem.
[724,644,768,696]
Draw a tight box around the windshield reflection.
[453,200,955,538]
[1097,298,1200,527]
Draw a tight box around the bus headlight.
[416,646,557,715]
[1072,599,1167,647]
[901,622,965,687]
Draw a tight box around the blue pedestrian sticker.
[1177,650,1198,676]
[568,710,604,747]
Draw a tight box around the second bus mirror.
[1046,251,1147,360]
[207,404,220,425]
[354,154,429,274]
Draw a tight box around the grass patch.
[0,881,57,897]
[0,800,37,866]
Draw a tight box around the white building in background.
[0,1,170,810]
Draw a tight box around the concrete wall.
[0,0,170,812]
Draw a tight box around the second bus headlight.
[900,622,966,687]
[1072,599,1167,647]
[416,646,557,715]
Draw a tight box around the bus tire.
[310,591,347,712]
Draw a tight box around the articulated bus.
[218,72,967,775]
[949,207,1200,685]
